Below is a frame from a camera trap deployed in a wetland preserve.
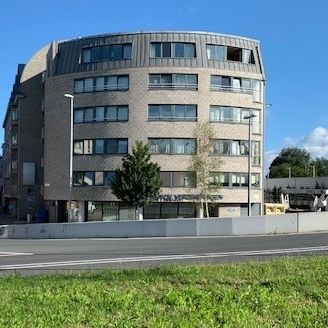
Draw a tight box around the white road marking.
[0,252,34,257]
[0,246,328,270]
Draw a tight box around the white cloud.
[265,126,328,173]
[283,136,298,147]
[302,127,328,158]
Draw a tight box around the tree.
[269,147,311,178]
[313,157,328,176]
[110,141,161,219]
[188,121,222,218]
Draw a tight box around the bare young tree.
[188,121,222,218]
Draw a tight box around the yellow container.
[264,203,286,215]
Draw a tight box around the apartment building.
[2,31,265,221]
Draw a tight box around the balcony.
[210,84,262,103]
[149,82,198,91]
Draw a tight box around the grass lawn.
[0,256,328,327]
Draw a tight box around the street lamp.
[243,113,256,216]
[64,93,74,222]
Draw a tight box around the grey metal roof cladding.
[58,30,261,45]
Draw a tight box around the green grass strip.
[0,256,328,327]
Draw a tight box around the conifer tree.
[110,140,161,219]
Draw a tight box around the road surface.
[0,232,327,275]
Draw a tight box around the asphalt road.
[0,232,328,275]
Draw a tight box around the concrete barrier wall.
[298,212,328,232]
[232,214,298,235]
[0,212,327,239]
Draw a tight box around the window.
[74,75,129,93]
[73,172,84,186]
[220,173,229,187]
[149,139,196,155]
[206,45,255,64]
[148,105,197,121]
[105,171,116,186]
[209,172,221,187]
[150,42,196,58]
[242,49,255,64]
[252,110,261,133]
[83,140,93,154]
[160,171,195,187]
[84,108,94,122]
[94,139,105,154]
[212,139,249,156]
[207,44,225,60]
[252,80,262,102]
[227,46,242,62]
[74,106,128,123]
[74,109,84,123]
[74,141,83,155]
[106,139,128,154]
[81,44,132,63]
[22,162,35,185]
[213,140,230,155]
[252,141,261,165]
[12,110,18,121]
[210,75,255,94]
[82,49,91,63]
[105,106,128,122]
[95,107,105,121]
[252,173,260,188]
[83,172,94,186]
[94,172,104,186]
[149,74,198,90]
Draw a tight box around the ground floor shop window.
[143,202,197,219]
[86,201,135,221]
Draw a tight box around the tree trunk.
[205,196,209,218]
[199,199,204,218]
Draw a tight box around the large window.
[212,139,249,156]
[211,76,262,102]
[210,106,262,133]
[149,139,196,155]
[160,171,196,187]
[210,106,250,123]
[86,202,135,221]
[74,75,129,93]
[81,44,132,63]
[149,74,198,90]
[74,106,128,123]
[207,44,255,64]
[143,203,197,219]
[210,75,252,94]
[150,42,196,58]
[73,171,114,187]
[74,139,128,155]
[210,172,260,188]
[148,105,197,121]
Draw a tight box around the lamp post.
[244,113,256,216]
[64,93,74,222]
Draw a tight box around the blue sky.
[1,0,328,168]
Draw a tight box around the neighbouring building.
[2,31,265,222]
[264,177,328,211]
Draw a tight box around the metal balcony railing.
[210,85,254,94]
[148,83,198,90]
